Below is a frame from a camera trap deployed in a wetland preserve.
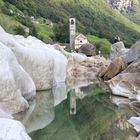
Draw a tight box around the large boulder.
[55,46,109,84]
[78,43,96,56]
[128,117,140,133]
[66,54,109,85]
[107,59,140,98]
[99,40,140,80]
[15,36,67,85]
[0,27,67,90]
[0,42,35,114]
[0,118,31,140]
[0,109,13,119]
[99,57,127,80]
[123,40,140,64]
[110,41,129,60]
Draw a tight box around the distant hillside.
[107,0,133,13]
[1,0,140,47]
[0,0,54,43]
[124,0,140,25]
[7,0,140,47]
[108,0,140,26]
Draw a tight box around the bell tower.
[69,18,76,51]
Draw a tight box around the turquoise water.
[25,82,137,140]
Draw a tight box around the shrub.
[13,26,26,35]
[86,35,112,57]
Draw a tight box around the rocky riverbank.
[0,26,109,139]
[98,40,140,134]
[1,24,140,139]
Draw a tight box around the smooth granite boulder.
[0,42,35,114]
[0,26,67,90]
[128,117,140,133]
[0,109,13,119]
[99,40,140,80]
[15,35,67,85]
[123,40,140,64]
[99,57,127,80]
[108,59,140,98]
[0,118,31,140]
[55,46,109,84]
[110,41,129,60]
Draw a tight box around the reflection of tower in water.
[69,83,99,115]
[70,89,77,115]
[69,87,88,115]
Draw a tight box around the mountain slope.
[107,0,140,26]
[0,0,26,34]
[124,0,140,25]
[0,0,55,43]
[10,0,140,47]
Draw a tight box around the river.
[14,80,137,140]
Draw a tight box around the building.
[75,33,89,49]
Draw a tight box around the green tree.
[14,26,25,35]
[53,22,69,43]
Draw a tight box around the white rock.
[0,42,35,114]
[128,117,140,132]
[0,118,31,140]
[72,52,87,62]
[111,96,130,107]
[0,109,13,119]
[0,27,67,90]
[15,35,67,85]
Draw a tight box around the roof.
[75,33,87,40]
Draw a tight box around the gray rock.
[110,41,129,60]
[108,59,140,98]
[123,40,140,63]
[78,43,96,56]
[111,96,131,107]
[99,40,140,80]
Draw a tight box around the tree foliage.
[53,22,69,43]
[11,0,140,47]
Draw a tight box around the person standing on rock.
[114,36,120,43]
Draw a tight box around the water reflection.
[14,90,54,133]
[70,89,77,115]
[27,80,137,140]
[69,82,101,115]
[110,96,131,107]
[53,83,67,107]
[111,96,140,137]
